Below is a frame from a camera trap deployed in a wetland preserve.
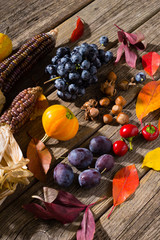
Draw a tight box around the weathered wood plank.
[0,99,159,239]
[0,0,93,49]
[94,170,160,240]
[0,1,160,239]
[0,0,159,219]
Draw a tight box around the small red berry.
[113,140,128,156]
[142,124,159,141]
[120,124,139,138]
[119,124,139,150]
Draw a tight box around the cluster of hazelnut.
[101,95,129,125]
[81,95,129,125]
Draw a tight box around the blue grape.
[99,36,108,46]
[54,79,67,92]
[71,53,82,64]
[81,60,91,70]
[51,56,59,65]
[104,51,113,63]
[65,62,75,72]
[98,49,105,62]
[64,91,72,100]
[60,56,70,64]
[93,57,101,68]
[69,72,80,81]
[89,136,112,155]
[135,72,146,82]
[81,70,90,80]
[90,65,97,75]
[68,84,78,94]
[95,154,115,172]
[56,47,67,58]
[78,169,101,188]
[45,64,56,75]
[53,163,74,187]
[68,148,93,169]
[79,45,89,56]
[57,64,66,76]
[57,90,64,99]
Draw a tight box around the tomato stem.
[146,123,155,134]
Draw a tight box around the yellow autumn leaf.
[142,148,160,171]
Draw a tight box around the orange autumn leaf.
[136,80,160,121]
[108,164,139,218]
[30,94,49,120]
[27,138,52,182]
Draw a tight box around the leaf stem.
[88,196,107,208]
[107,205,115,219]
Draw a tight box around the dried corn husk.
[0,124,33,201]
[0,89,6,113]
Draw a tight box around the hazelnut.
[116,112,129,125]
[103,114,113,124]
[89,107,99,118]
[118,79,129,90]
[99,97,110,107]
[111,104,123,115]
[107,71,117,82]
[115,96,127,107]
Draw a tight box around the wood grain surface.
[0,0,160,239]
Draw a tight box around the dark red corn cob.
[0,86,43,132]
[0,29,58,95]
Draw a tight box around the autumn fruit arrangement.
[0,17,160,240]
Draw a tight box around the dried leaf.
[23,188,87,224]
[0,124,33,200]
[43,187,58,203]
[142,148,160,171]
[30,94,49,120]
[115,25,145,68]
[142,52,160,77]
[136,80,160,121]
[27,138,52,182]
[77,207,95,240]
[70,17,84,42]
[108,165,139,218]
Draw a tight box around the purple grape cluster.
[45,43,113,101]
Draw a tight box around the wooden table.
[0,0,160,239]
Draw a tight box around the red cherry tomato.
[113,140,128,156]
[120,124,139,139]
[142,124,159,141]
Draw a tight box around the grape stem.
[44,76,61,84]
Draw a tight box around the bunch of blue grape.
[45,43,113,101]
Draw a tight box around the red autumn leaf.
[107,164,139,218]
[136,80,160,121]
[115,25,145,68]
[77,206,95,240]
[23,188,87,224]
[142,52,160,77]
[27,138,52,182]
[70,17,84,42]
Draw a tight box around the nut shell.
[116,112,129,125]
